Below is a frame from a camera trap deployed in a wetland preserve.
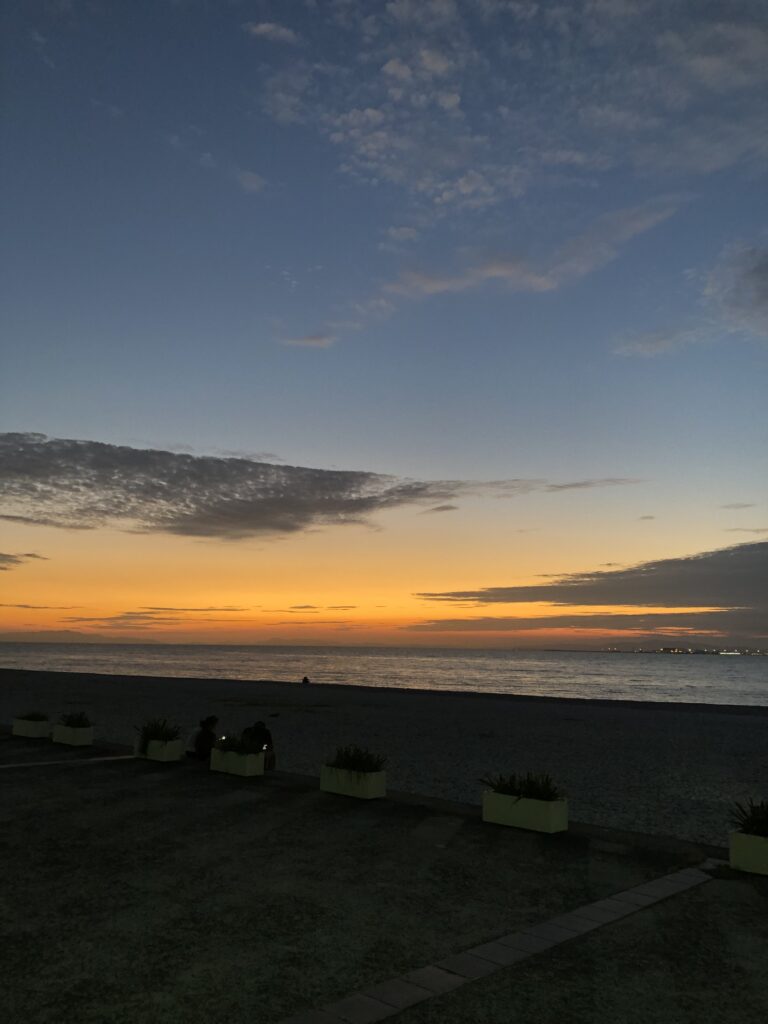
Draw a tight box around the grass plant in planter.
[210,732,265,777]
[480,771,568,833]
[12,711,52,739]
[320,745,387,799]
[134,718,183,762]
[53,711,94,747]
[728,798,768,876]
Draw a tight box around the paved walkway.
[281,862,719,1024]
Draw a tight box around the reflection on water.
[0,643,766,706]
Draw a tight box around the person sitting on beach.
[302,675,311,686]
[185,715,219,760]
[242,720,276,771]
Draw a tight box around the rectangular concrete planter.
[135,739,184,762]
[482,791,568,833]
[210,748,264,777]
[320,765,386,799]
[729,831,768,876]
[52,724,94,746]
[12,718,52,739]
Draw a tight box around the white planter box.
[320,765,386,800]
[53,724,94,747]
[729,831,768,876]
[482,791,568,833]
[210,748,265,777]
[134,738,184,762]
[12,718,51,739]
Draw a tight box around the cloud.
[725,528,768,534]
[613,327,707,357]
[420,48,454,76]
[388,199,678,297]
[243,22,300,45]
[0,433,639,542]
[410,542,767,641]
[721,503,755,510]
[272,619,351,626]
[416,541,766,610]
[386,226,419,242]
[0,551,47,571]
[141,606,251,612]
[235,169,266,193]
[382,58,413,81]
[704,244,768,338]
[405,612,731,633]
[421,504,459,514]
[615,241,768,357]
[62,607,255,630]
[638,515,655,520]
[281,333,337,348]
[386,0,459,27]
[252,2,766,238]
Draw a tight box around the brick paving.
[279,866,712,1024]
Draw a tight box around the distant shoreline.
[2,667,767,716]
[0,640,763,655]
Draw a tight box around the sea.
[0,643,766,707]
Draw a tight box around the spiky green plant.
[480,771,565,801]
[326,745,386,773]
[214,731,266,755]
[17,711,49,721]
[135,718,181,755]
[60,711,92,728]
[729,798,768,837]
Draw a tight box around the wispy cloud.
[0,433,640,541]
[235,169,266,193]
[613,327,708,357]
[387,199,678,298]
[243,22,300,45]
[141,606,251,612]
[615,240,768,357]
[704,243,768,338]
[0,552,47,571]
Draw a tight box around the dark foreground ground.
[2,732,767,1024]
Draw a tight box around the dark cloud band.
[0,433,639,541]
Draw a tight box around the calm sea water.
[0,643,766,706]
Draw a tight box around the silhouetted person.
[186,715,219,760]
[242,719,276,770]
[302,675,311,686]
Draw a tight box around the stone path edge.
[279,866,713,1024]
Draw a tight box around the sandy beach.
[2,668,766,847]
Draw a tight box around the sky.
[1,0,767,649]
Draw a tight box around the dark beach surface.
[2,668,766,846]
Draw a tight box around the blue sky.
[1,0,766,646]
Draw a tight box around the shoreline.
[2,667,767,716]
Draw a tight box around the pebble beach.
[2,668,766,847]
